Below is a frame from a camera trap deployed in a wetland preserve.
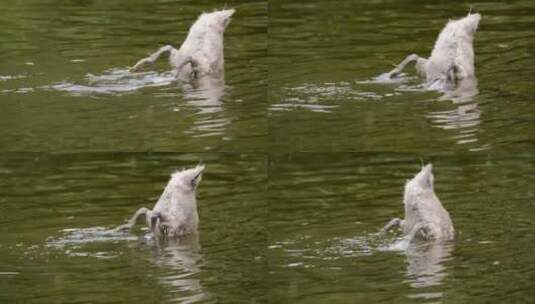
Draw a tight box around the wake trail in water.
[330,232,411,256]
[48,68,177,95]
[47,226,138,246]
[45,226,145,258]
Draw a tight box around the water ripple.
[48,68,176,95]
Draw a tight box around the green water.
[268,153,535,303]
[2,0,535,303]
[0,153,266,303]
[268,0,535,153]
[0,0,267,152]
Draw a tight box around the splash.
[0,74,26,82]
[270,232,401,266]
[377,236,411,251]
[370,72,411,84]
[48,68,177,95]
[46,226,140,258]
[270,81,389,113]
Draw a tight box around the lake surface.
[0,153,266,303]
[2,0,535,303]
[269,0,535,153]
[266,0,535,303]
[0,0,267,152]
[268,152,535,303]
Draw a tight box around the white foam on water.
[0,75,26,82]
[377,236,411,252]
[48,68,177,95]
[47,226,138,245]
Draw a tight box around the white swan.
[130,9,235,80]
[381,164,454,242]
[382,13,481,91]
[115,165,205,238]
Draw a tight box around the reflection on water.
[47,227,208,303]
[428,102,480,131]
[372,74,483,149]
[50,68,229,113]
[425,75,486,150]
[428,101,482,146]
[153,234,207,304]
[182,76,227,114]
[51,69,231,136]
[269,0,535,153]
[269,153,535,303]
[0,153,266,303]
[181,75,230,138]
[0,0,267,151]
[268,71,488,152]
[405,241,453,299]
[268,231,454,303]
[439,76,479,103]
[405,242,453,293]
[379,238,454,300]
[153,234,202,271]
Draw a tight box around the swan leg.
[386,54,423,78]
[148,211,176,237]
[447,63,468,84]
[189,58,201,79]
[173,56,202,79]
[147,210,161,233]
[169,56,203,79]
[114,207,151,232]
[130,45,178,72]
[405,223,432,242]
[381,217,404,234]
